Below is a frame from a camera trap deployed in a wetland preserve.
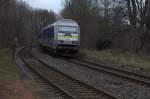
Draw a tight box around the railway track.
[27,69,72,99]
[19,49,73,99]
[67,58,150,87]
[20,49,117,99]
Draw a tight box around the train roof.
[42,19,79,30]
[54,19,78,26]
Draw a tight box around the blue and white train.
[39,19,80,55]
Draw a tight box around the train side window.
[43,30,47,39]
[42,27,54,40]
[49,26,54,38]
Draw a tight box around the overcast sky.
[23,0,63,13]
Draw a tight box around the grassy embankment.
[0,48,20,94]
[83,49,150,71]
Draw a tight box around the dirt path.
[0,80,39,99]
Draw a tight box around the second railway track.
[20,48,117,99]
[67,58,150,87]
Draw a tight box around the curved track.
[67,59,150,87]
[19,48,117,99]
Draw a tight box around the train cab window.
[59,26,77,33]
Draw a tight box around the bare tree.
[62,0,100,48]
[0,0,56,48]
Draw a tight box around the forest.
[0,0,56,48]
[0,0,150,53]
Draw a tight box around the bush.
[97,38,112,50]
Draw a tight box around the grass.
[0,48,20,95]
[0,48,19,81]
[82,49,150,70]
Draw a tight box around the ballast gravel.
[32,48,150,99]
[82,57,150,77]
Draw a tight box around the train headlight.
[72,41,78,44]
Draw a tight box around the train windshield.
[59,26,77,33]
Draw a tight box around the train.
[39,19,80,56]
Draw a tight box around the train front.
[56,20,80,54]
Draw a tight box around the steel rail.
[29,54,118,99]
[67,59,150,87]
[19,48,74,99]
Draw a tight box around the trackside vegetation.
[0,49,19,81]
[83,49,150,70]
